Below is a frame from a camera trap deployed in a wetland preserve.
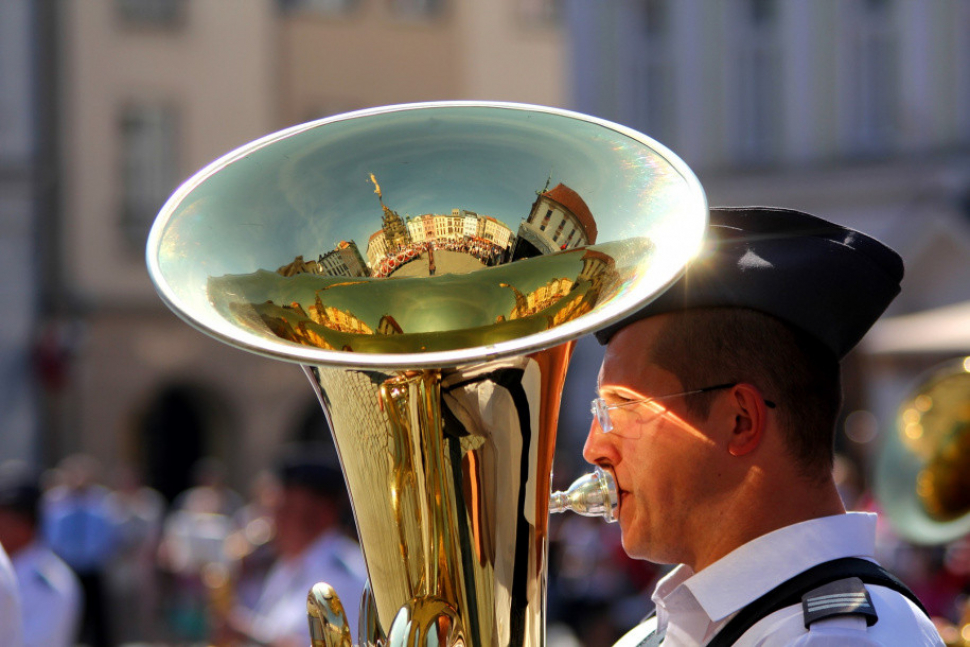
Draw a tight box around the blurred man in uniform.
[584,208,943,645]
[0,461,81,647]
[219,447,367,647]
[42,454,116,647]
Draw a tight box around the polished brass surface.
[358,581,386,647]
[303,342,571,647]
[146,102,708,647]
[874,357,970,545]
[549,466,618,522]
[308,582,353,647]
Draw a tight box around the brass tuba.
[146,102,707,647]
[874,356,970,545]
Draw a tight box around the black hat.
[0,461,42,523]
[276,444,345,497]
[595,207,904,359]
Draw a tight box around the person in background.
[217,446,367,647]
[106,464,166,643]
[42,454,118,647]
[0,460,81,647]
[172,457,245,519]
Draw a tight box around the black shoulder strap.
[705,557,928,647]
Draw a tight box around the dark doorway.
[140,384,211,502]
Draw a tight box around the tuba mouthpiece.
[550,466,619,522]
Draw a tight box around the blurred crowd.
[0,447,365,647]
[1,450,968,647]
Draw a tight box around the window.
[390,0,443,20]
[553,218,566,240]
[960,3,970,140]
[120,105,179,250]
[279,0,357,16]
[845,0,898,153]
[628,0,675,143]
[732,0,782,162]
[539,209,552,231]
[518,0,561,25]
[116,0,184,26]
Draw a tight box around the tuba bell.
[874,356,970,545]
[146,102,707,647]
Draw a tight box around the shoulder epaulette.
[802,576,878,627]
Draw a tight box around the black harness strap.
[705,557,928,647]
[634,558,927,646]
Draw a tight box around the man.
[583,207,944,645]
[220,447,367,647]
[0,461,81,647]
[42,454,117,647]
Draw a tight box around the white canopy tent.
[863,300,970,356]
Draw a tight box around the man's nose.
[582,419,614,465]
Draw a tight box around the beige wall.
[279,0,567,126]
[62,0,277,307]
[75,308,312,490]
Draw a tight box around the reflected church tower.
[371,173,411,251]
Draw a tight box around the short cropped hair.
[647,307,842,480]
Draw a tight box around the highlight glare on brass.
[146,102,708,647]
[874,356,970,545]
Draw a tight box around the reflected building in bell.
[434,212,465,242]
[277,241,369,279]
[482,216,514,251]
[407,214,437,244]
[510,183,597,261]
[366,230,389,268]
[321,241,370,278]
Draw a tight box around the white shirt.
[0,543,23,647]
[616,513,943,646]
[11,543,82,647]
[247,530,367,645]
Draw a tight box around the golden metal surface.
[308,582,353,647]
[875,357,970,545]
[549,466,618,522]
[304,343,571,647]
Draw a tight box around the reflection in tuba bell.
[146,102,707,647]
[874,356,970,546]
[873,357,970,645]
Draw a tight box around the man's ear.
[726,383,769,456]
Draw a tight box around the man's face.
[582,314,727,567]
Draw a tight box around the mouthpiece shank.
[549,466,618,522]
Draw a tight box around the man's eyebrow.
[597,385,629,399]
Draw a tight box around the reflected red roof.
[543,183,597,243]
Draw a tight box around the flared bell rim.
[873,356,970,545]
[146,101,708,369]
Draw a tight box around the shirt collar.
[681,512,877,621]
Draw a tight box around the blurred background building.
[1,1,970,637]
